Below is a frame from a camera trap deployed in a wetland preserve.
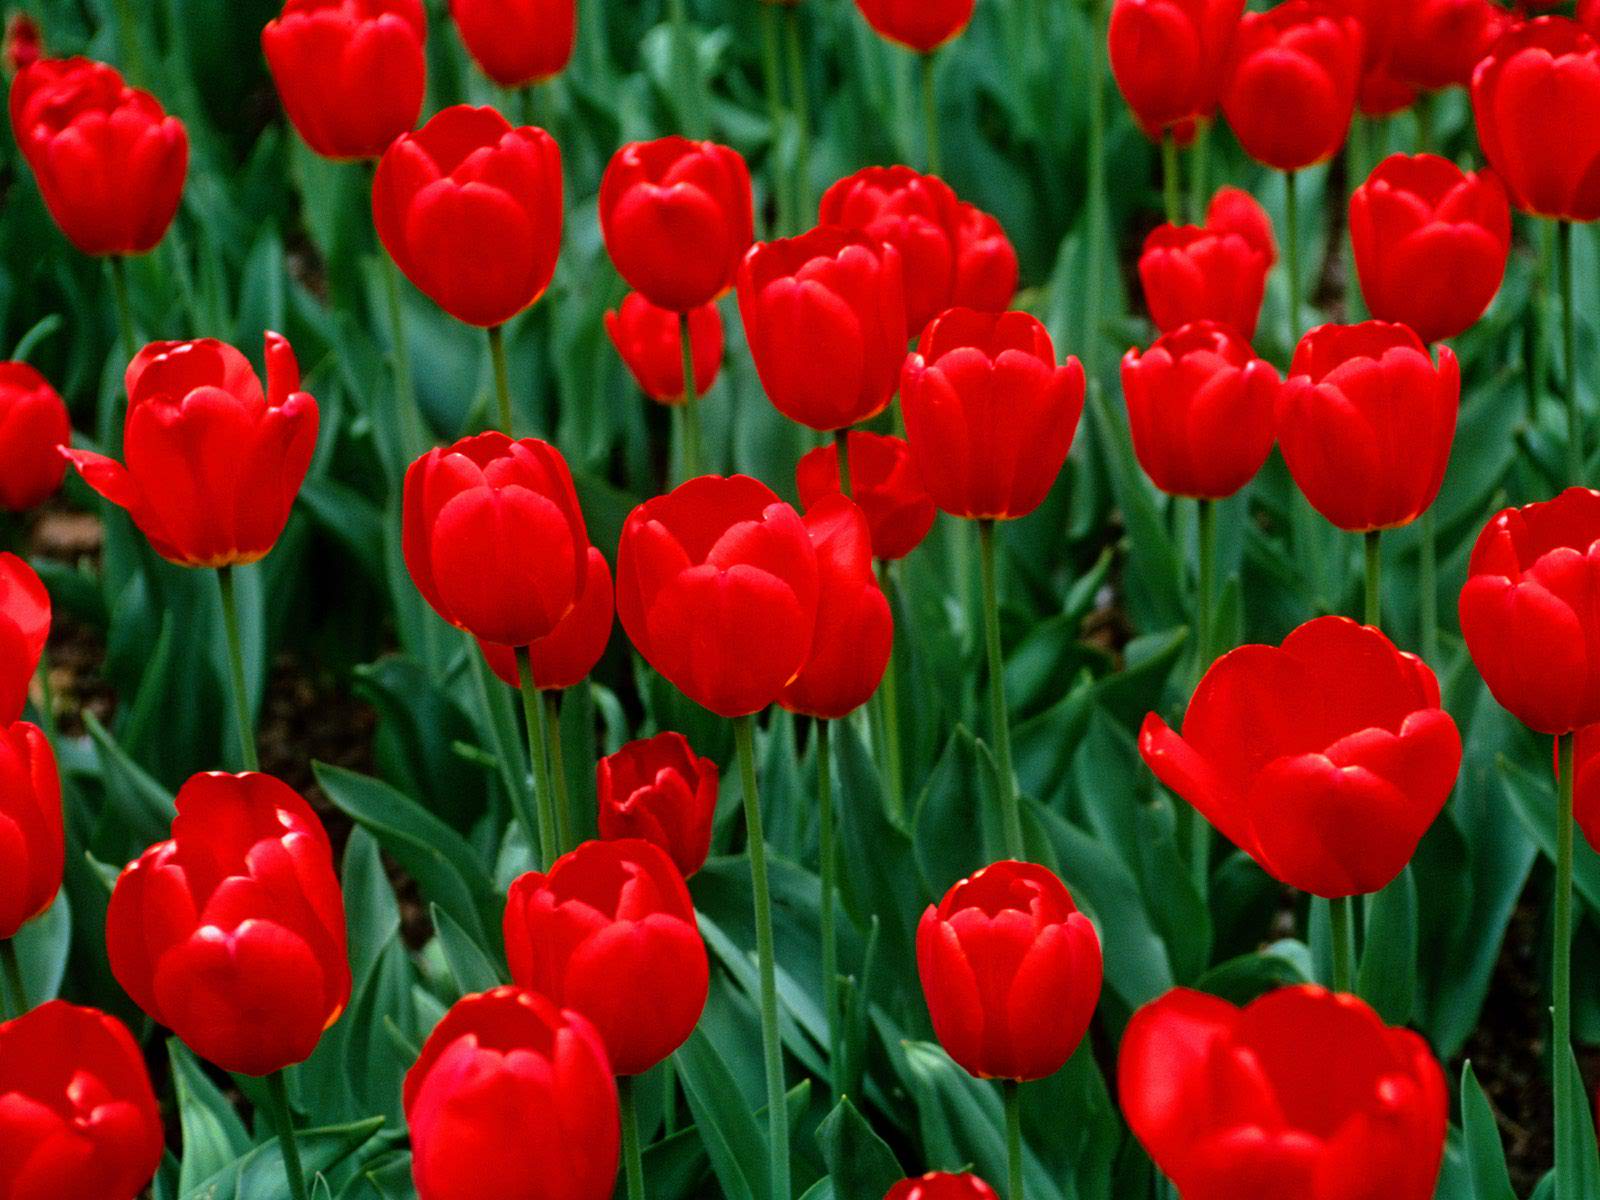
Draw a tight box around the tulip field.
[7,0,1600,1197]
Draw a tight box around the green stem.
[1329,895,1355,993]
[380,250,428,462]
[1559,220,1582,483]
[619,1074,647,1200]
[1191,499,1215,895]
[1556,732,1577,1200]
[662,1056,678,1135]
[488,325,514,437]
[978,520,1024,859]
[217,567,259,773]
[1161,132,1182,225]
[0,938,25,1019]
[1188,121,1210,226]
[734,714,790,1200]
[920,51,941,176]
[1363,530,1381,630]
[1083,0,1108,382]
[34,650,58,746]
[1415,91,1433,155]
[817,720,840,1103]
[1003,1080,1024,1200]
[670,0,706,137]
[1284,171,1301,345]
[760,3,791,236]
[877,565,905,826]
[109,256,137,367]
[834,428,852,497]
[544,692,575,855]
[678,314,703,480]
[266,1071,310,1200]
[1345,117,1369,322]
[515,649,560,871]
[1419,508,1438,664]
[784,5,812,227]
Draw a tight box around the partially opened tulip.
[0,718,61,951]
[596,732,718,878]
[605,293,723,406]
[1204,185,1277,263]
[1139,216,1271,340]
[0,554,48,727]
[886,1175,1000,1200]
[853,0,975,53]
[476,545,613,693]
[450,0,576,88]
[952,203,1019,313]
[796,431,937,562]
[1108,0,1245,145]
[0,362,70,512]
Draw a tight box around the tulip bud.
[450,0,576,88]
[1277,322,1459,533]
[0,362,69,512]
[1204,185,1277,264]
[901,309,1086,521]
[1138,218,1271,340]
[1120,986,1447,1200]
[9,58,188,256]
[1141,616,1461,897]
[0,718,61,940]
[796,431,936,561]
[886,1175,1000,1200]
[604,293,724,405]
[0,553,48,726]
[1108,0,1245,144]
[596,732,718,878]
[853,0,976,52]
[374,105,562,327]
[106,772,351,1076]
[952,202,1019,314]
[405,987,619,1200]
[0,1001,164,1200]
[62,335,319,569]
[477,545,614,691]
[916,860,1103,1081]
[505,839,708,1075]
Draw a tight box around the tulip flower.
[0,1002,164,1200]
[1348,155,1511,344]
[449,0,576,88]
[737,227,908,432]
[952,203,1019,313]
[1107,0,1245,145]
[604,294,723,406]
[886,1176,1000,1200]
[853,0,975,52]
[405,987,619,1200]
[1120,986,1447,1200]
[1572,724,1600,856]
[1138,217,1271,340]
[0,554,48,727]
[1389,0,1508,93]
[0,718,61,951]
[262,0,426,160]
[3,13,39,74]
[476,545,613,693]
[8,58,187,257]
[1331,0,1414,116]
[596,732,718,878]
[796,431,937,562]
[1204,185,1277,263]
[0,363,69,512]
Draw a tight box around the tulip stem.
[619,1074,647,1200]
[266,1070,310,1200]
[1556,731,1577,1200]
[109,256,137,368]
[1363,530,1381,630]
[1191,498,1215,894]
[1345,118,1368,323]
[1558,220,1582,482]
[759,2,792,236]
[1003,1079,1023,1200]
[216,567,259,774]
[488,325,514,437]
[379,250,428,462]
[1160,132,1182,226]
[515,648,560,871]
[1284,171,1301,345]
[670,0,706,138]
[1188,121,1210,226]
[734,713,790,1200]
[784,5,812,227]
[921,52,941,177]
[834,429,852,497]
[678,315,703,480]
[544,692,575,855]
[1329,895,1355,994]
[876,562,906,826]
[1419,508,1438,664]
[979,520,1025,860]
[0,938,25,1018]
[817,719,841,1103]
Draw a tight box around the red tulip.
[795,431,937,561]
[3,13,40,75]
[505,838,708,1075]
[477,545,613,690]
[1472,17,1600,222]
[916,859,1102,1081]
[405,987,618,1200]
[886,1175,999,1200]
[1204,185,1277,265]
[262,0,426,160]
[8,58,187,256]
[1389,0,1508,93]
[901,309,1086,521]
[1121,320,1280,500]
[1349,154,1511,344]
[0,1001,163,1200]
[853,0,975,52]
[779,496,893,720]
[1585,0,1600,37]
[374,105,562,327]
[1220,1,1363,172]
[615,475,819,718]
[0,719,60,940]
[1140,616,1461,898]
[62,335,317,569]
[1120,986,1447,1200]
[403,432,589,648]
[737,226,908,432]
[1331,0,1416,116]
[952,202,1019,313]
[1460,488,1600,735]
[596,732,718,878]
[604,293,723,405]
[0,554,48,726]
[106,772,351,1076]
[0,362,69,512]
[1108,0,1245,144]
[1571,723,1600,851]
[1139,220,1270,340]
[599,137,753,313]
[450,0,576,88]
[1277,322,1459,532]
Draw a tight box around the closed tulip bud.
[405,987,619,1200]
[854,0,975,52]
[262,0,426,161]
[916,860,1102,1081]
[8,58,187,256]
[1277,322,1459,532]
[1221,1,1363,172]
[616,475,819,718]
[1389,0,1508,92]
[62,335,319,569]
[599,137,754,313]
[1204,185,1277,264]
[0,719,61,940]
[0,1001,164,1200]
[0,553,48,726]
[1141,616,1461,897]
[779,496,893,720]
[505,839,708,1075]
[1349,155,1510,344]
[604,293,723,405]
[374,105,562,328]
[0,362,69,512]
[106,772,351,1076]
[886,1176,999,1200]
[1473,17,1600,222]
[952,202,1019,313]
[796,431,936,561]
[1120,986,1447,1200]
[1461,488,1600,735]
[738,226,908,431]
[1139,221,1270,340]
[901,309,1086,521]
[403,432,589,648]
[596,732,718,878]
[450,0,576,88]
[1108,0,1245,144]
[477,545,613,690]
[1121,320,1280,501]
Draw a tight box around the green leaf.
[815,1097,902,1198]
[1460,1062,1516,1200]
[171,1041,252,1197]
[430,902,504,999]
[673,1028,770,1200]
[180,1115,385,1200]
[1356,866,1418,1025]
